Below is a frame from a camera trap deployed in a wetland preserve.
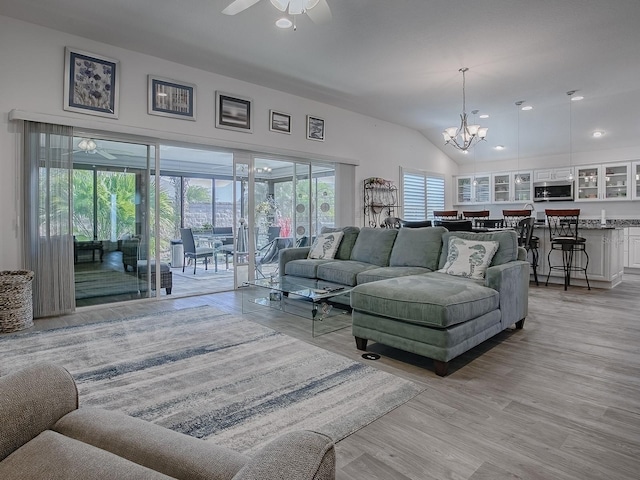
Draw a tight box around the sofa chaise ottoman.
[0,363,335,480]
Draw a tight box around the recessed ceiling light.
[521,105,533,111]
[275,17,292,28]
[571,95,584,101]
[592,131,604,138]
[479,114,489,119]
[495,145,505,150]
[462,150,469,154]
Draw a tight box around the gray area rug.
[0,307,424,453]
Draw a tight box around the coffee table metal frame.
[242,276,353,337]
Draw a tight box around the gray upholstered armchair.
[121,236,141,272]
[0,363,336,479]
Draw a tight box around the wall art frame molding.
[306,115,325,141]
[63,47,119,118]
[215,91,253,133]
[269,109,291,134]
[148,75,196,120]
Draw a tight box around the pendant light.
[567,90,576,181]
[515,101,524,184]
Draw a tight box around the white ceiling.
[2,0,640,166]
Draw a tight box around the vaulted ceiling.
[2,0,640,166]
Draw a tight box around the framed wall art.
[215,92,252,133]
[148,75,196,120]
[63,47,119,118]
[306,115,325,141]
[269,110,291,134]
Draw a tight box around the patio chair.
[180,228,215,274]
[255,237,294,278]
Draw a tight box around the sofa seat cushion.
[350,273,499,328]
[136,260,171,274]
[284,259,335,278]
[53,407,248,480]
[356,266,433,284]
[317,261,378,286]
[389,226,446,270]
[0,430,173,480]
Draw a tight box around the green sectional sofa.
[279,226,529,376]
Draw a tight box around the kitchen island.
[533,225,624,289]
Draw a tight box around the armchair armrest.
[485,260,530,329]
[0,363,78,462]
[278,247,311,277]
[232,430,335,480]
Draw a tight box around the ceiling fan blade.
[306,0,331,24]
[222,0,262,15]
[97,150,117,160]
[270,0,289,12]
[289,0,304,15]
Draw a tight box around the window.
[402,169,445,221]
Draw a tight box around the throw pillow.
[308,231,344,260]
[438,237,499,280]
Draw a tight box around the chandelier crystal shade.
[442,68,488,152]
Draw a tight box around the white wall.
[0,15,457,270]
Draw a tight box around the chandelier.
[442,68,488,152]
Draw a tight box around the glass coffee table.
[242,276,353,337]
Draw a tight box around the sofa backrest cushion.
[350,227,398,267]
[321,226,360,260]
[438,230,518,269]
[389,226,447,270]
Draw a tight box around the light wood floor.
[5,275,640,480]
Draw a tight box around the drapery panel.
[23,121,75,317]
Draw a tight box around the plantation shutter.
[402,170,445,221]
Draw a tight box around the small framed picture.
[307,115,325,141]
[216,92,252,133]
[64,47,119,118]
[148,75,196,120]
[269,110,291,134]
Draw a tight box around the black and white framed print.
[269,110,291,134]
[148,75,196,120]
[306,115,325,141]
[64,47,119,118]
[215,92,252,133]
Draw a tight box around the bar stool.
[463,210,489,228]
[545,209,590,290]
[517,217,539,286]
[504,209,539,286]
[433,210,458,221]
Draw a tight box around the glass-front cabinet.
[492,171,532,203]
[455,174,490,205]
[576,163,630,201]
[633,161,640,200]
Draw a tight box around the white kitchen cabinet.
[492,171,532,203]
[534,167,573,182]
[454,174,490,205]
[628,227,640,269]
[632,161,640,200]
[624,227,629,268]
[575,163,631,201]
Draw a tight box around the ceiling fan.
[69,138,117,160]
[222,0,332,25]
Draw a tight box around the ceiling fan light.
[305,0,320,9]
[288,0,304,14]
[275,17,292,28]
[270,0,288,12]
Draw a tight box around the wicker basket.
[0,270,35,333]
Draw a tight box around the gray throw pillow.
[321,226,360,260]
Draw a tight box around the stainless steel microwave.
[533,180,574,202]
